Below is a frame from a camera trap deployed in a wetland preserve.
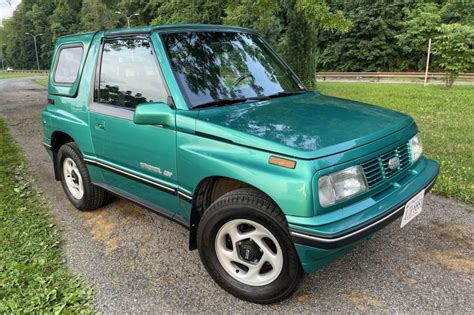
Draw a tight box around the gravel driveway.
[0,77,473,313]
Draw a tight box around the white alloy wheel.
[215,219,284,286]
[63,157,84,199]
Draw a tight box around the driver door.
[88,35,179,217]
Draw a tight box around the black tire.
[197,188,303,304]
[57,143,108,211]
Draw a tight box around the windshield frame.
[159,29,306,110]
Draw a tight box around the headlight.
[409,133,423,162]
[318,165,368,207]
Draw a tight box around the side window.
[98,38,168,109]
[54,45,83,85]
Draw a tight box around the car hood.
[195,92,414,159]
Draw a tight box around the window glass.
[99,38,167,109]
[161,32,304,108]
[54,46,83,84]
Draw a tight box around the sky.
[0,0,21,26]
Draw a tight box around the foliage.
[0,118,94,313]
[0,0,472,84]
[317,82,474,204]
[148,0,353,87]
[315,0,473,74]
[440,0,474,25]
[50,0,83,39]
[396,2,441,71]
[150,0,226,25]
[0,0,350,87]
[315,0,408,72]
[296,0,351,31]
[80,0,119,31]
[433,23,474,87]
[1,0,56,69]
[223,0,351,87]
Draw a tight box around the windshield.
[161,31,305,109]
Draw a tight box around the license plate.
[400,189,425,228]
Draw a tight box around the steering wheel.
[229,73,254,92]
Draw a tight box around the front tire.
[197,188,303,304]
[57,143,108,211]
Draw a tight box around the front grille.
[362,142,412,188]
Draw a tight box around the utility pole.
[25,32,43,70]
[424,38,432,87]
[115,11,139,28]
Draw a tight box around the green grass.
[0,72,47,80]
[0,118,94,313]
[35,77,48,87]
[316,82,473,204]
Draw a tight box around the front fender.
[177,131,314,218]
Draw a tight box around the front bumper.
[288,157,439,272]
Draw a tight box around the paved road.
[1,77,473,313]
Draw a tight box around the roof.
[59,24,256,40]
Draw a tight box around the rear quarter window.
[53,45,83,85]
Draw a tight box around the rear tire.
[57,143,108,211]
[197,188,303,304]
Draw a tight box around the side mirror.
[133,102,175,127]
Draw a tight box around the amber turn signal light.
[268,156,296,169]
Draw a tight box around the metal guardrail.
[1,69,49,74]
[316,72,474,81]
[4,69,473,81]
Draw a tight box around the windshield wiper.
[192,91,307,109]
[192,96,270,110]
[266,90,308,99]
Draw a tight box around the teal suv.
[42,24,439,303]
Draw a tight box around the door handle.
[95,119,105,130]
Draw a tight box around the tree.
[149,0,227,25]
[223,0,351,87]
[146,0,351,87]
[315,0,404,72]
[50,0,83,39]
[0,0,472,75]
[396,2,441,71]
[1,0,55,69]
[26,3,54,69]
[80,0,118,31]
[440,0,474,25]
[433,23,474,88]
[117,0,156,26]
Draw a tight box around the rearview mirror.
[133,102,175,127]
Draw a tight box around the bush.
[433,23,474,87]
